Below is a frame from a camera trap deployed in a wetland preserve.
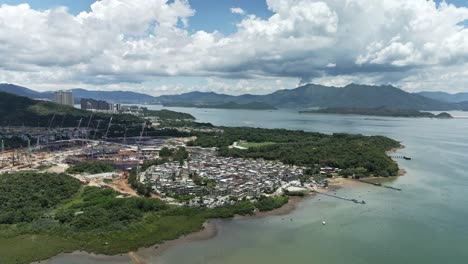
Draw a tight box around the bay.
[50,107,468,264]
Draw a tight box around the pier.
[355,179,402,191]
[313,190,366,204]
[388,155,411,160]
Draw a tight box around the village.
[140,147,331,207]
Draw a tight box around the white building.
[54,90,74,107]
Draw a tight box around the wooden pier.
[313,190,366,204]
[388,155,411,160]
[356,179,402,191]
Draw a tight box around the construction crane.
[48,113,56,130]
[104,117,113,141]
[1,140,4,167]
[92,120,102,141]
[86,113,94,138]
[136,122,147,182]
[75,117,82,138]
[123,125,128,145]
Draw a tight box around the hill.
[155,84,456,110]
[163,101,277,110]
[0,84,156,104]
[0,91,142,127]
[417,91,468,103]
[300,107,453,118]
[70,88,156,104]
[0,83,52,100]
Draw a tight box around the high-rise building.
[54,90,74,106]
[81,98,114,111]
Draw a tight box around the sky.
[0,0,467,96]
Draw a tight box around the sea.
[50,107,468,264]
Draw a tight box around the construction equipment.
[104,117,113,141]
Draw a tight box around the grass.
[0,235,79,264]
[238,141,276,148]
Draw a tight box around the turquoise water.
[50,108,468,264]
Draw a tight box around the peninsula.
[0,92,401,264]
[299,107,453,118]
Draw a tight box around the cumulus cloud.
[230,7,245,15]
[0,0,467,94]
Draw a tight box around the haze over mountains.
[416,91,468,103]
[1,83,467,111]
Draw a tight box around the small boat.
[322,221,326,225]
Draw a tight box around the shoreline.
[39,164,404,263]
[41,194,309,263]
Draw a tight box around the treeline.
[0,136,29,150]
[189,127,401,177]
[0,172,81,224]
[300,107,443,118]
[0,92,143,127]
[141,109,195,120]
[66,161,115,174]
[0,171,295,263]
[255,195,289,211]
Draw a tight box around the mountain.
[0,83,156,104]
[0,83,52,100]
[155,83,455,110]
[417,91,468,103]
[70,88,155,104]
[2,82,466,110]
[0,91,142,127]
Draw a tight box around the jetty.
[355,179,402,191]
[313,190,366,204]
[388,155,411,160]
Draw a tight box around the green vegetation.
[0,91,142,129]
[189,127,401,177]
[158,146,189,165]
[141,108,195,120]
[0,136,29,150]
[192,176,217,188]
[66,161,115,174]
[0,172,81,224]
[300,107,453,118]
[283,189,307,196]
[239,141,276,148]
[254,195,289,212]
[0,172,271,264]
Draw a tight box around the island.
[0,92,402,264]
[299,107,453,118]
[163,101,277,110]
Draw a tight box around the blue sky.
[0,0,467,95]
[1,0,274,34]
[4,0,465,33]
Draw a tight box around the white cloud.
[0,0,468,94]
[230,7,245,15]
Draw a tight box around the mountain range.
[416,91,468,103]
[1,83,467,111]
[0,84,154,104]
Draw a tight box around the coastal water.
[50,107,468,264]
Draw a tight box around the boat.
[322,221,326,225]
[403,156,411,160]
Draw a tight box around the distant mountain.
[0,91,142,127]
[0,83,52,100]
[2,82,467,110]
[300,107,453,118]
[155,83,456,110]
[163,101,277,110]
[417,91,468,103]
[70,88,156,104]
[0,83,156,104]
